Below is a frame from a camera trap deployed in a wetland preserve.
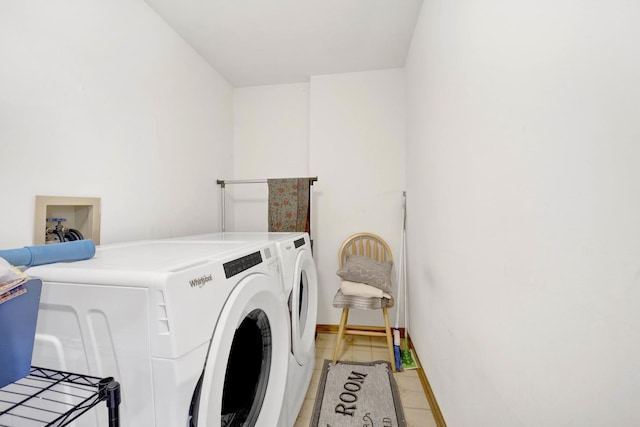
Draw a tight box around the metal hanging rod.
[216,177,318,188]
[216,177,318,231]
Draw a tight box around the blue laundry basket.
[0,278,42,388]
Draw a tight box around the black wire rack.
[0,367,121,427]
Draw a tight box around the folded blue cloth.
[0,240,96,267]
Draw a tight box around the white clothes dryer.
[26,239,289,427]
[170,232,318,425]
[270,233,318,424]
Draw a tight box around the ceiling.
[143,0,424,87]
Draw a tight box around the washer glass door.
[191,273,288,426]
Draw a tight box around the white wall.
[229,71,406,326]
[0,0,233,248]
[228,83,310,231]
[405,1,640,425]
[310,70,406,325]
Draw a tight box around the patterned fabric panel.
[267,178,310,232]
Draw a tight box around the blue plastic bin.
[0,278,42,389]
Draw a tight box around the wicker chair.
[331,232,396,372]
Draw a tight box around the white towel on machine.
[340,280,392,299]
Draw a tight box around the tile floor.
[294,332,438,427]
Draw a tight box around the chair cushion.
[332,289,394,310]
[336,255,393,293]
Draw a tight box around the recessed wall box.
[34,196,101,245]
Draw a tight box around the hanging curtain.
[267,178,310,233]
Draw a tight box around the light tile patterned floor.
[294,332,438,427]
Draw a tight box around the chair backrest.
[338,232,393,268]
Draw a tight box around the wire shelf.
[0,367,120,427]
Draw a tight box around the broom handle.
[395,192,407,330]
[402,193,410,350]
[395,203,403,330]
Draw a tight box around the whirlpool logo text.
[189,274,212,288]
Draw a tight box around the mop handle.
[402,192,410,349]
[395,191,407,329]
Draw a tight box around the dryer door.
[193,273,289,426]
[290,249,318,366]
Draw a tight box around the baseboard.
[315,324,339,334]
[406,335,447,427]
[316,324,447,427]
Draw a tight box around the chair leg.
[333,308,350,363]
[382,307,396,372]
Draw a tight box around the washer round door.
[289,249,318,366]
[194,273,289,426]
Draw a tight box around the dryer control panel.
[223,251,262,278]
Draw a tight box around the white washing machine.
[26,239,289,427]
[170,232,318,425]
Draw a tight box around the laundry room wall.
[0,0,233,249]
[228,83,310,231]
[405,1,640,426]
[309,69,406,326]
[229,70,406,327]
